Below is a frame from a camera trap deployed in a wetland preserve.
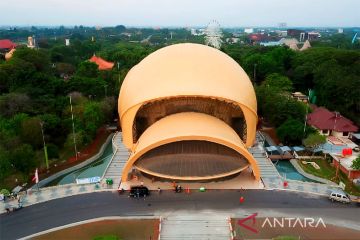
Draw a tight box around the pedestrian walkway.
[1,183,105,214]
[262,176,341,196]
[250,145,280,178]
[250,133,280,178]
[160,215,230,240]
[102,132,129,188]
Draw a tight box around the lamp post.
[69,96,78,161]
[40,121,49,170]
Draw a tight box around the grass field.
[33,219,159,240]
[298,159,360,196]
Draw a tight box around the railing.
[100,144,118,181]
[34,133,114,188]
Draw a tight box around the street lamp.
[39,121,49,170]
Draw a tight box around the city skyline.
[1,0,359,27]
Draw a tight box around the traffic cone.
[239,196,245,203]
[283,181,288,188]
[186,187,190,194]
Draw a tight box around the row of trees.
[0,46,116,184]
[223,45,360,145]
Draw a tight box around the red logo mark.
[237,213,258,233]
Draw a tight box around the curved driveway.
[0,190,359,239]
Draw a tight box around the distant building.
[307,31,321,40]
[65,39,70,46]
[275,30,287,37]
[259,38,311,51]
[291,92,308,103]
[287,29,302,38]
[244,28,254,34]
[307,107,359,138]
[279,38,299,46]
[89,55,114,70]
[0,39,16,52]
[27,36,35,48]
[226,37,240,44]
[287,29,320,42]
[190,28,204,36]
[300,40,311,51]
[248,33,272,44]
[338,28,344,34]
[5,48,16,60]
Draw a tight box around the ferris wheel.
[204,20,223,49]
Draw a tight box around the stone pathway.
[160,215,230,240]
[101,132,129,188]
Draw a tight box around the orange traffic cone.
[186,187,190,194]
[239,196,245,203]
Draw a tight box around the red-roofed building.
[89,55,114,71]
[0,39,17,52]
[307,107,358,138]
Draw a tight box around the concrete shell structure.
[118,43,260,182]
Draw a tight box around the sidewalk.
[0,183,115,214]
[262,176,341,196]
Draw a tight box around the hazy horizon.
[1,0,359,28]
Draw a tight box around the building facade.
[118,43,260,182]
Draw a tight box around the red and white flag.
[32,168,39,183]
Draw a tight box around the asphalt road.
[0,189,359,239]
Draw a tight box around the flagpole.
[40,121,49,170]
[69,96,78,161]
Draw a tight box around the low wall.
[34,133,114,188]
[290,159,338,186]
[333,160,360,180]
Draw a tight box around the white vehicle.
[329,190,351,203]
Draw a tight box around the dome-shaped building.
[119,43,260,182]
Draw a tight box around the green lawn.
[298,159,360,196]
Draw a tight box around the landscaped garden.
[298,158,360,196]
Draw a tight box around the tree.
[303,133,326,152]
[10,144,36,173]
[0,93,31,117]
[255,85,307,127]
[263,73,293,92]
[83,101,104,138]
[21,117,43,148]
[276,118,305,145]
[64,131,85,150]
[75,61,99,78]
[0,147,11,181]
[12,48,50,72]
[351,156,360,170]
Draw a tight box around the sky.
[1,0,359,27]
